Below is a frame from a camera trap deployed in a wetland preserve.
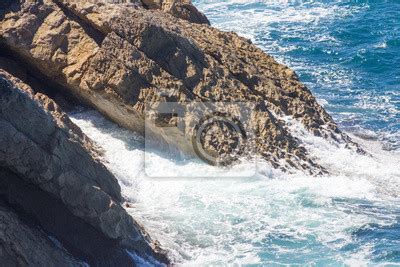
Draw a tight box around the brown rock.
[0,0,360,175]
[141,0,210,24]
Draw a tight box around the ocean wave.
[70,1,400,264]
[194,0,399,152]
[71,110,400,265]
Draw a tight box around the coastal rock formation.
[141,0,210,24]
[0,0,360,174]
[0,0,363,264]
[0,198,82,266]
[0,70,168,265]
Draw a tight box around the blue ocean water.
[191,0,400,264]
[71,1,400,265]
[194,0,400,152]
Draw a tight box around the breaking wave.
[70,0,400,264]
[71,109,400,265]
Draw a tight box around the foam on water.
[71,110,400,265]
[70,0,399,264]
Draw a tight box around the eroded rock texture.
[0,70,168,264]
[142,0,210,24]
[0,0,360,174]
[0,0,363,263]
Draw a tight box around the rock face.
[0,70,168,265]
[0,0,360,174]
[0,0,360,175]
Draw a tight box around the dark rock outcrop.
[0,168,127,266]
[0,70,168,265]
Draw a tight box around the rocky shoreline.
[0,70,168,265]
[0,0,361,265]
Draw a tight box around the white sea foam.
[67,1,399,264]
[374,41,388,49]
[71,110,400,265]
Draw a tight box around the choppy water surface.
[71,1,400,265]
[72,110,400,265]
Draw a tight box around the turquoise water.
[73,110,400,265]
[194,0,400,152]
[71,1,400,265]
[192,0,400,264]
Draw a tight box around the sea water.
[71,0,400,265]
[193,0,400,151]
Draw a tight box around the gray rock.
[0,70,169,264]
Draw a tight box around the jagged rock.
[0,0,358,175]
[0,0,365,264]
[141,0,210,24]
[0,70,169,264]
[0,168,145,266]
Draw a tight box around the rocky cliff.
[0,70,168,265]
[0,0,361,264]
[0,0,360,174]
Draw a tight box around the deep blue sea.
[71,1,400,265]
